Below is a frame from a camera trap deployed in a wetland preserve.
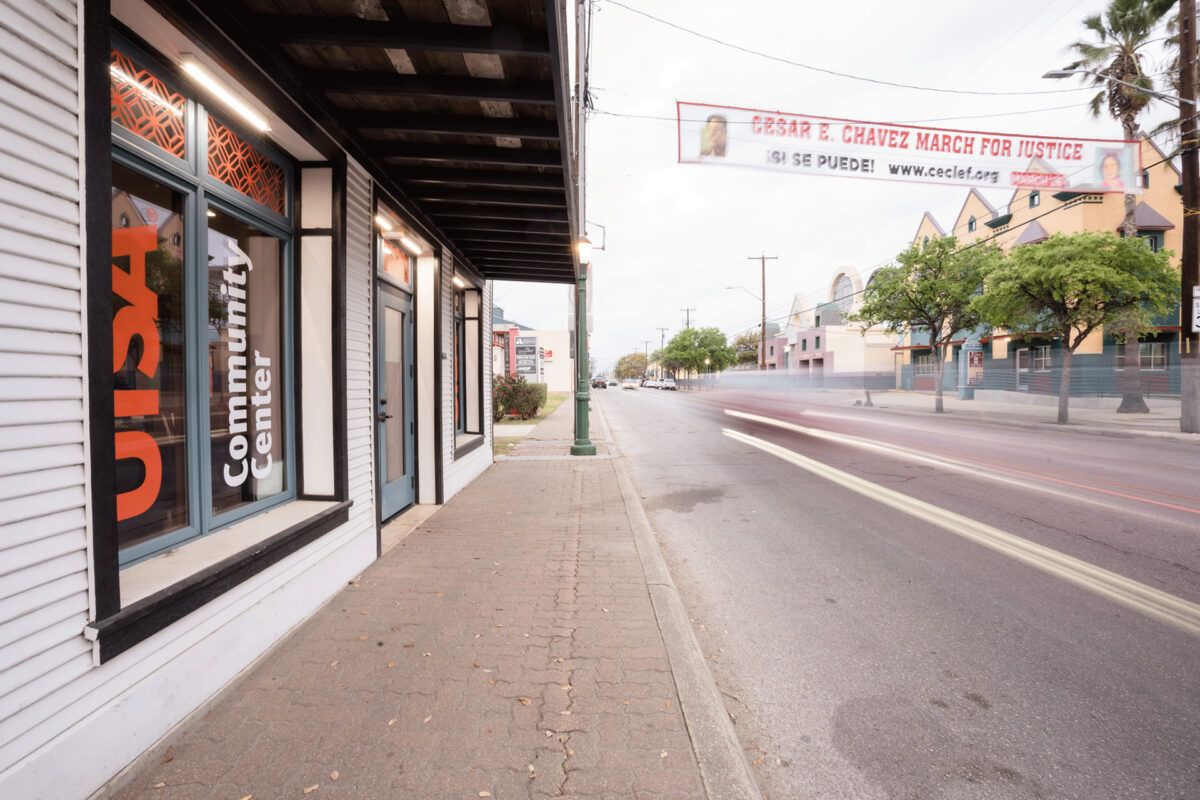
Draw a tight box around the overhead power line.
[602,0,1096,97]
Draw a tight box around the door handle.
[378,412,394,421]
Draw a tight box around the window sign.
[112,164,189,553]
[207,209,286,515]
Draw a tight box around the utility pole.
[1181,0,1199,433]
[680,307,696,329]
[747,253,778,370]
[642,340,651,378]
[657,327,668,348]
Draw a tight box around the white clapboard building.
[0,1,584,796]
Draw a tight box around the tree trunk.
[1117,337,1149,412]
[933,347,944,413]
[1058,346,1072,424]
[1116,118,1149,413]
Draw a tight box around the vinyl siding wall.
[0,0,93,773]
[345,158,375,532]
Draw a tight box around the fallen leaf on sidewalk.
[478,793,491,797]
[436,593,444,597]
[358,636,366,641]
[387,662,395,668]
[237,796,251,800]
[518,697,531,705]
[160,747,174,764]
[303,785,319,794]
[329,660,339,667]
[388,719,397,726]
[665,701,671,708]
[660,751,668,758]
[403,644,414,648]
[151,783,165,789]
[424,715,432,723]
[330,771,339,780]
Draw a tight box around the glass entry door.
[377,286,415,519]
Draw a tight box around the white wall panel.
[344,158,375,527]
[0,1,90,779]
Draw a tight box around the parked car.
[621,379,638,389]
[661,377,676,390]
[608,380,618,387]
[645,378,659,389]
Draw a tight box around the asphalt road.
[597,386,1200,800]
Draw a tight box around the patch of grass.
[495,391,570,426]
[493,436,522,457]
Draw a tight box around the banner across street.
[678,101,1143,194]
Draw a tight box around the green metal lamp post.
[571,236,597,455]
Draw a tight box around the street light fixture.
[571,231,597,456]
[1042,68,1195,106]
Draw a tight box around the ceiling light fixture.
[374,214,393,231]
[399,236,422,256]
[452,275,466,288]
[180,56,270,131]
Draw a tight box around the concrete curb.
[592,397,762,800]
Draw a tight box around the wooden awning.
[152,0,580,283]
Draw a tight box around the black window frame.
[87,20,351,663]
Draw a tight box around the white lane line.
[723,427,1200,638]
[794,409,1075,450]
[724,408,1195,523]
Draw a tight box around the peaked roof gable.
[1014,218,1049,246]
[1131,200,1175,230]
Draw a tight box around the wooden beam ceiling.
[263,16,550,57]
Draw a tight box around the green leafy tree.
[661,327,736,376]
[973,231,1177,424]
[731,330,762,366]
[1064,0,1175,412]
[615,352,648,379]
[847,237,1003,413]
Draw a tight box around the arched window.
[833,274,854,313]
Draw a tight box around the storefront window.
[108,37,293,565]
[112,163,189,552]
[207,208,287,517]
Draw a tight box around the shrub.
[511,383,541,419]
[492,373,544,420]
[492,373,525,421]
[529,382,548,407]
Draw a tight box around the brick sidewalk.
[112,411,704,799]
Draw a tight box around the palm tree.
[1065,0,1175,413]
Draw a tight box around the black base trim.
[454,433,486,458]
[94,501,352,663]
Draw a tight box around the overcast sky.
[491,0,1182,375]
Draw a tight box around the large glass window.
[207,208,287,517]
[109,40,293,565]
[112,163,189,553]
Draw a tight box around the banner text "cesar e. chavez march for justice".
[678,101,1143,194]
